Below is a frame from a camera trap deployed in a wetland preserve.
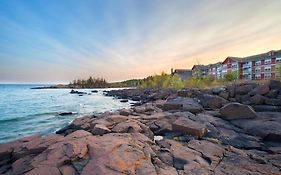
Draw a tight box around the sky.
[0,0,281,83]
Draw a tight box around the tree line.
[69,77,109,88]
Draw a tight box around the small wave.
[0,112,58,123]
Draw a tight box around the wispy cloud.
[0,0,281,83]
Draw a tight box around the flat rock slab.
[172,117,207,139]
[163,97,203,114]
[219,102,258,120]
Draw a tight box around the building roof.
[208,62,222,68]
[173,69,191,73]
[242,50,281,62]
[191,65,210,70]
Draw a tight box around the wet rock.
[70,90,87,95]
[59,112,73,116]
[172,117,207,139]
[220,103,257,120]
[120,99,128,103]
[91,90,98,93]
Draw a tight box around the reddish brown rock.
[91,123,111,136]
[25,167,61,175]
[112,121,142,133]
[59,165,78,175]
[172,117,208,139]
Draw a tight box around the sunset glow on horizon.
[1,0,281,83]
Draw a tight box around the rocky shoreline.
[1,80,281,175]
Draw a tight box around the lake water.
[0,84,131,143]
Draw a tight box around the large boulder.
[250,94,265,105]
[162,97,203,114]
[172,117,208,139]
[219,91,229,99]
[250,84,270,95]
[267,80,281,90]
[197,94,228,109]
[235,84,253,95]
[219,103,257,120]
[226,85,236,98]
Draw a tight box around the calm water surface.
[0,84,131,143]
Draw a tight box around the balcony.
[242,63,252,68]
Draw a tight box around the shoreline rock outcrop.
[1,80,281,175]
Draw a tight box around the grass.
[138,72,239,89]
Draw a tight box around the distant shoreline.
[31,85,136,89]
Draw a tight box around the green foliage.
[139,72,184,89]
[69,76,109,88]
[223,71,239,82]
[276,63,281,79]
[138,72,225,89]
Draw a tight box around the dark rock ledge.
[1,80,281,175]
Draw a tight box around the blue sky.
[0,0,281,83]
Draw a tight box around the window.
[255,74,261,79]
[232,63,238,68]
[265,59,271,64]
[264,73,271,79]
[255,61,261,65]
[255,68,261,72]
[276,57,281,63]
[264,66,271,72]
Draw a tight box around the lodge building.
[191,50,281,80]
